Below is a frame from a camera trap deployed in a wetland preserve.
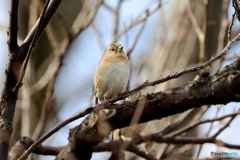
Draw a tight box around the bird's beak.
[118,46,123,52]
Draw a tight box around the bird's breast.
[101,55,129,66]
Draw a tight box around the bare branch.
[0,1,20,159]
[211,114,237,138]
[169,110,240,137]
[94,125,240,155]
[127,142,156,160]
[19,0,62,61]
[71,0,103,41]
[126,10,149,57]
[113,2,162,42]
[8,0,19,52]
[17,107,93,160]
[215,0,229,71]
[102,1,114,12]
[13,0,51,92]
[109,32,240,103]
[9,137,63,160]
[113,0,123,36]
[184,0,206,66]
[228,13,236,41]
[186,0,204,41]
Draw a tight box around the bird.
[94,43,130,104]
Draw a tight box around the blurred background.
[1,0,240,159]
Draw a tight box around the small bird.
[94,43,130,104]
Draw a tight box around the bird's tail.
[95,97,98,105]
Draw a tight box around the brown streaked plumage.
[94,43,130,104]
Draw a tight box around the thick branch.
[52,55,240,160]
[102,57,240,130]
[8,0,19,52]
[0,0,20,158]
[55,109,116,160]
[109,32,240,103]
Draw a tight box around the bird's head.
[105,43,125,56]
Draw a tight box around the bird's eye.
[111,48,115,51]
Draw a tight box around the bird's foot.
[104,97,112,104]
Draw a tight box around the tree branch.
[169,110,240,137]
[71,0,103,41]
[100,59,240,131]
[13,0,51,92]
[126,10,149,57]
[17,107,93,160]
[49,55,240,159]
[93,112,240,158]
[228,12,235,41]
[109,32,240,103]
[18,0,62,62]
[0,1,20,159]
[8,0,19,53]
[93,136,240,154]
[18,49,240,159]
[9,137,63,160]
[113,2,162,42]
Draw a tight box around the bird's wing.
[94,65,103,91]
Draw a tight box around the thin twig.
[228,12,236,41]
[91,22,105,51]
[126,10,149,57]
[113,0,123,37]
[186,0,205,64]
[102,1,114,12]
[211,114,237,138]
[113,2,162,42]
[214,0,229,71]
[169,110,240,137]
[108,32,240,103]
[93,135,240,155]
[71,0,103,41]
[17,107,93,160]
[123,98,146,138]
[128,142,156,160]
[196,106,221,160]
[13,0,51,92]
[93,111,240,155]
